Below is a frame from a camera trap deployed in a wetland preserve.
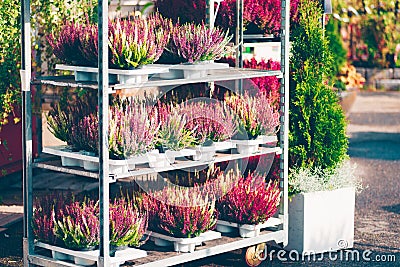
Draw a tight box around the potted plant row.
[32,193,147,266]
[47,14,232,82]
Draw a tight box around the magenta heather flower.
[54,198,100,250]
[70,113,99,154]
[109,15,171,69]
[179,100,237,144]
[109,195,147,247]
[168,22,232,63]
[216,172,281,224]
[145,184,217,238]
[109,100,159,159]
[47,21,87,65]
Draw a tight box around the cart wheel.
[245,243,266,267]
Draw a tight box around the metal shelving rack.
[21,0,290,266]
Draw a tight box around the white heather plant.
[289,160,363,196]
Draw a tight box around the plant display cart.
[21,0,290,266]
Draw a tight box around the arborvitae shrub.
[289,0,348,170]
[326,17,347,77]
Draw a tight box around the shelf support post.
[280,0,291,247]
[21,0,34,266]
[98,1,110,266]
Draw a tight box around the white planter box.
[257,135,278,148]
[150,231,221,253]
[214,141,235,152]
[216,217,283,238]
[285,187,355,254]
[147,149,196,167]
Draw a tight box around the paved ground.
[0,91,399,266]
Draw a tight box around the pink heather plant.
[32,193,73,245]
[179,100,237,144]
[169,22,232,63]
[47,21,87,66]
[70,113,99,154]
[54,198,100,250]
[109,15,171,69]
[145,184,217,238]
[216,172,281,224]
[110,195,148,247]
[109,101,159,159]
[225,92,279,139]
[79,23,99,66]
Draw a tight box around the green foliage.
[0,0,21,128]
[326,17,347,76]
[289,0,348,171]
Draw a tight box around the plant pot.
[51,250,73,261]
[232,139,263,155]
[338,87,358,115]
[239,228,260,238]
[257,135,278,148]
[74,256,96,266]
[214,141,235,152]
[150,231,221,253]
[216,218,283,238]
[191,145,216,162]
[61,156,81,167]
[147,150,169,168]
[215,224,235,233]
[285,187,355,254]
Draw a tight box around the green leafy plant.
[0,0,21,129]
[289,0,348,171]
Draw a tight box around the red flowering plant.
[53,198,100,250]
[109,194,148,248]
[179,100,237,145]
[145,184,217,238]
[216,172,281,225]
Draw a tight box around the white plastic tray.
[216,217,282,238]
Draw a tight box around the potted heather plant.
[145,183,220,252]
[109,194,148,253]
[225,92,279,154]
[109,100,159,160]
[180,99,237,160]
[216,172,281,237]
[53,198,99,266]
[150,105,196,166]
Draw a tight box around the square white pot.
[285,187,355,254]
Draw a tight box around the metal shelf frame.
[21,0,290,266]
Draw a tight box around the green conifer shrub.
[289,0,348,171]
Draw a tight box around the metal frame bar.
[280,0,291,246]
[98,1,110,266]
[21,0,33,266]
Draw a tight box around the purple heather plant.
[47,21,87,65]
[70,113,99,154]
[79,22,99,66]
[32,193,73,245]
[109,195,148,247]
[179,100,237,144]
[109,100,159,159]
[216,172,281,225]
[168,22,232,63]
[54,198,100,250]
[225,92,279,139]
[145,184,217,238]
